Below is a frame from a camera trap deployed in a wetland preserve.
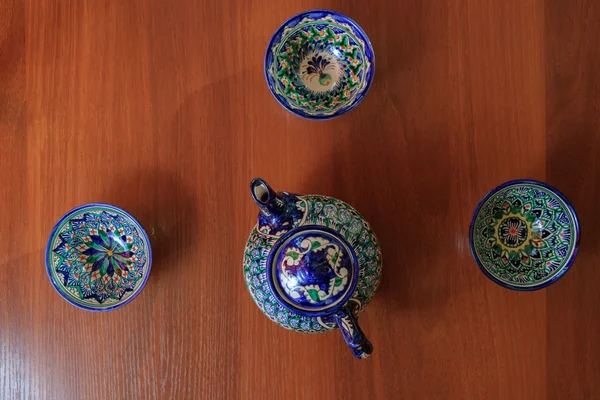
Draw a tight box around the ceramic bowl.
[265,10,375,120]
[469,179,580,291]
[45,203,152,311]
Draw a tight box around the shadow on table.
[105,167,201,281]
[302,105,454,316]
[111,66,255,282]
[155,66,257,281]
[299,2,454,315]
[547,126,600,262]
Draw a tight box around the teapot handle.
[333,306,373,359]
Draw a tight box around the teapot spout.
[250,178,282,217]
[250,178,305,236]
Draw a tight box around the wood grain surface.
[1,0,599,399]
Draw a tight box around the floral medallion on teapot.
[243,180,381,337]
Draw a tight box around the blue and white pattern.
[265,10,375,119]
[243,179,382,333]
[46,203,152,311]
[270,229,356,313]
[470,180,580,291]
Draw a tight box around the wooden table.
[1,1,599,399]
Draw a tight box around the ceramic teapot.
[242,178,382,358]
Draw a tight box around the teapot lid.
[266,225,359,317]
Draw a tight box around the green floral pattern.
[471,183,578,288]
[268,15,372,117]
[47,206,150,310]
[243,195,382,333]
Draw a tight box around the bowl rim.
[263,9,376,120]
[469,179,580,291]
[45,202,153,312]
[265,224,360,317]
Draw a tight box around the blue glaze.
[267,226,358,316]
[247,178,380,359]
[45,203,152,312]
[469,179,580,291]
[250,178,305,236]
[265,226,371,358]
[264,10,375,120]
[334,307,373,359]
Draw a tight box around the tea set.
[44,10,581,359]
